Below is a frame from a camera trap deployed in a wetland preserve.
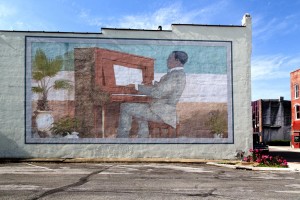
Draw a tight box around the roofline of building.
[290,69,300,74]
[101,28,172,32]
[91,24,245,32]
[252,99,291,102]
[0,23,246,34]
[171,24,245,28]
[0,30,102,34]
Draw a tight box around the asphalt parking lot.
[1,161,300,200]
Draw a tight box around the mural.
[25,37,233,143]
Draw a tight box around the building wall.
[252,98,291,143]
[252,100,262,133]
[0,14,252,159]
[262,99,291,142]
[290,69,300,148]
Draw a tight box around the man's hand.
[127,84,139,90]
[127,84,135,88]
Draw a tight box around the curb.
[0,157,216,164]
[2,158,299,172]
[207,162,300,172]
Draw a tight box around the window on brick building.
[295,84,299,99]
[296,105,300,120]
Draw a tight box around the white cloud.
[114,1,228,29]
[251,54,300,81]
[79,9,102,27]
[105,3,188,29]
[0,19,54,31]
[252,55,288,80]
[77,0,229,30]
[0,4,16,17]
[254,18,286,40]
[251,54,300,99]
[0,3,18,29]
[253,14,300,41]
[0,3,55,31]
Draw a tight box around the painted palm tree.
[32,48,72,111]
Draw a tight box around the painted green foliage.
[32,49,72,111]
[207,110,228,136]
[50,116,79,136]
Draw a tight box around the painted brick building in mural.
[252,97,291,143]
[290,69,300,148]
[0,14,252,159]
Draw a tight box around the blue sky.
[1,0,300,100]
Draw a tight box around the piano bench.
[148,122,180,138]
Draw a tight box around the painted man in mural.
[117,51,188,138]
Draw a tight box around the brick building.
[291,69,300,148]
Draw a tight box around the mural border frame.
[24,36,234,144]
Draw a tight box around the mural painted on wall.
[25,36,233,143]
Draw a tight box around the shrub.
[50,116,79,136]
[206,110,228,136]
[243,149,288,168]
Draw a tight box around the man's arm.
[138,84,153,96]
[137,71,185,98]
[150,76,175,98]
[150,72,185,99]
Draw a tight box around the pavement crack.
[29,165,113,200]
[185,188,217,197]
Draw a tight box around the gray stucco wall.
[0,15,252,159]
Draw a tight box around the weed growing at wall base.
[243,149,288,168]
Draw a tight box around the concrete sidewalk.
[207,161,300,172]
[1,157,299,172]
[269,146,300,171]
[207,146,300,172]
[269,145,300,152]
[1,145,300,172]
[287,162,300,171]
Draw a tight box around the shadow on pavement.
[269,150,300,162]
[0,133,30,159]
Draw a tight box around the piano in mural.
[74,48,155,138]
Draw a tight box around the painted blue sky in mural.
[1,0,300,100]
[31,40,228,74]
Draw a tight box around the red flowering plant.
[243,149,288,168]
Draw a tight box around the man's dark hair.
[173,51,188,65]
